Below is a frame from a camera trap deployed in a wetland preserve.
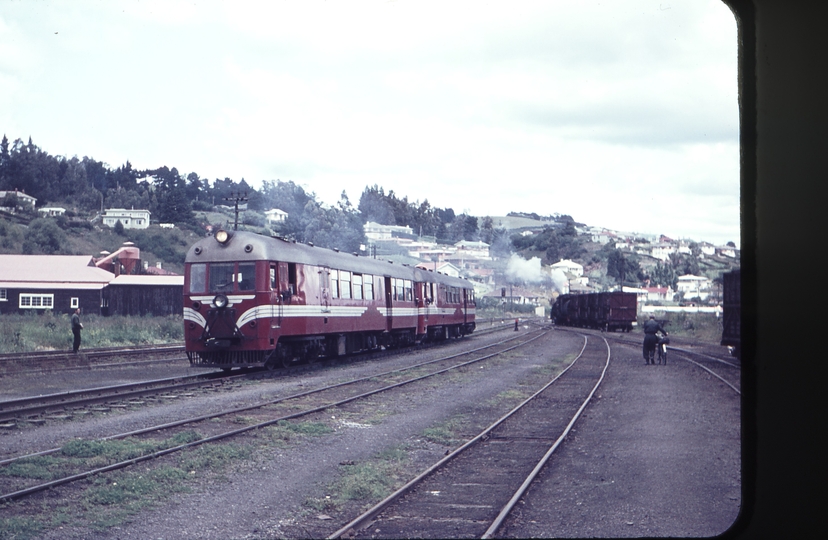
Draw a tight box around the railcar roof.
[185,231,472,288]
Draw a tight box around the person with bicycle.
[642,315,667,365]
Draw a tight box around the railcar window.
[330,269,339,298]
[394,278,404,301]
[270,265,276,290]
[405,279,413,302]
[190,264,206,293]
[209,263,236,292]
[353,274,363,300]
[238,263,255,291]
[364,274,374,300]
[341,271,351,299]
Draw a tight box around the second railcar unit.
[551,291,636,332]
[183,230,476,370]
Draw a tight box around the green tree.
[22,218,67,254]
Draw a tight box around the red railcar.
[183,230,475,370]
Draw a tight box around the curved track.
[328,332,610,539]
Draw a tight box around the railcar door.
[384,276,393,332]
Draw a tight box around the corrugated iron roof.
[109,275,184,286]
[0,255,114,284]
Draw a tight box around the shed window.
[19,293,54,309]
[71,297,79,308]
[0,289,6,301]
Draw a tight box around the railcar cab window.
[209,263,236,292]
[190,263,206,294]
[237,263,255,291]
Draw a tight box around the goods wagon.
[720,269,740,359]
[551,291,637,332]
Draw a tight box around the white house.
[102,208,151,230]
[265,208,288,228]
[38,207,66,217]
[453,240,490,259]
[364,221,413,241]
[0,189,36,209]
[550,259,583,278]
[650,243,676,262]
[676,274,712,300]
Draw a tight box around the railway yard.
[0,321,741,539]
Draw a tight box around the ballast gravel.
[2,326,741,539]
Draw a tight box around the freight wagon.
[551,291,637,332]
[720,269,741,359]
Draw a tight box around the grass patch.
[0,312,183,353]
[264,420,334,446]
[1,432,203,483]
[421,417,466,447]
[306,446,411,512]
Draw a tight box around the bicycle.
[657,335,670,365]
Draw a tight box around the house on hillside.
[102,208,150,230]
[676,274,712,301]
[453,240,490,259]
[550,259,583,277]
[38,207,67,217]
[0,189,36,210]
[265,208,288,228]
[364,221,414,241]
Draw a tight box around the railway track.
[0,344,186,374]
[0,371,236,424]
[0,327,549,505]
[328,332,609,539]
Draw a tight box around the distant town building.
[0,189,36,209]
[38,207,67,217]
[265,208,288,228]
[550,259,584,278]
[364,221,414,241]
[102,208,150,230]
[676,274,712,300]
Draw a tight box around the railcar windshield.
[189,263,206,294]
[237,263,255,291]
[209,263,236,292]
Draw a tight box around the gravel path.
[500,336,741,538]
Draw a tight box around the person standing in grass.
[71,308,83,353]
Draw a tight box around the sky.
[0,0,740,247]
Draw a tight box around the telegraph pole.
[223,191,248,231]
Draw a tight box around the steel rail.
[0,329,534,467]
[481,334,611,538]
[327,332,592,540]
[0,330,548,503]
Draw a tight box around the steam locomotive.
[183,230,476,370]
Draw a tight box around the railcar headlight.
[215,230,230,244]
[214,294,229,309]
